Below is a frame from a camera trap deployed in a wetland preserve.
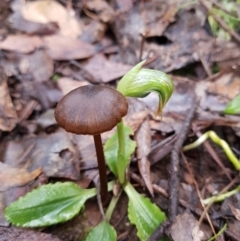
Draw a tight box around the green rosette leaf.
[124,182,166,241]
[5,182,96,227]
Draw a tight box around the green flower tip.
[117,61,174,116]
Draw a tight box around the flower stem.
[117,120,125,184]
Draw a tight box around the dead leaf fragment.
[22,0,81,38]
[84,54,132,83]
[229,204,240,221]
[3,131,80,180]
[43,35,95,60]
[170,212,210,241]
[57,77,89,96]
[0,67,18,131]
[0,34,42,53]
[135,118,153,196]
[18,49,54,82]
[0,162,42,192]
[0,227,61,241]
[85,0,114,23]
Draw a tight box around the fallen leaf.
[0,67,18,131]
[36,109,57,129]
[22,81,62,110]
[170,212,211,241]
[211,39,240,69]
[21,0,81,38]
[0,34,42,53]
[42,35,95,60]
[85,0,114,23]
[80,20,107,44]
[57,77,89,96]
[135,118,153,196]
[3,131,80,180]
[114,0,133,13]
[18,49,54,82]
[229,204,240,221]
[84,54,132,83]
[0,162,42,192]
[0,227,61,241]
[140,1,177,37]
[196,73,240,112]
[9,0,58,35]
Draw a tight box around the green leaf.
[117,62,174,115]
[5,182,96,227]
[104,125,136,179]
[86,221,117,241]
[224,94,240,115]
[124,182,166,241]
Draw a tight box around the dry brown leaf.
[229,204,240,221]
[0,67,18,131]
[3,131,80,180]
[9,0,58,35]
[42,35,95,60]
[0,162,42,192]
[0,227,61,241]
[18,49,54,82]
[85,0,114,23]
[135,118,153,196]
[0,34,42,53]
[57,77,89,96]
[80,20,107,44]
[140,1,177,37]
[84,54,132,83]
[170,212,211,241]
[21,0,81,38]
[196,73,240,112]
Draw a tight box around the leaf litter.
[0,0,240,240]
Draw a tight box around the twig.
[133,172,238,241]
[199,0,240,43]
[148,97,199,241]
[169,97,199,221]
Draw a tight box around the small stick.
[169,97,199,221]
[148,97,199,241]
[132,172,238,241]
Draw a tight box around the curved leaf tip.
[117,62,174,115]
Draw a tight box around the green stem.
[105,189,122,221]
[183,131,240,170]
[203,185,240,205]
[117,120,126,184]
[207,223,227,241]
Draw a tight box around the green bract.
[117,61,174,115]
